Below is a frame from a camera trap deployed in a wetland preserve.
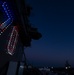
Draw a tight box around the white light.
[65,67,68,69]
[20,65,24,68]
[1,32,2,33]
[7,51,13,55]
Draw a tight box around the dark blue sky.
[25,0,74,67]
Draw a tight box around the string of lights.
[0,2,13,35]
[7,26,18,55]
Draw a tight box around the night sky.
[25,0,74,67]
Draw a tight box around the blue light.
[0,2,13,34]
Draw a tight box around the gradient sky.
[25,0,74,67]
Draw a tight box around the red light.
[7,26,18,55]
